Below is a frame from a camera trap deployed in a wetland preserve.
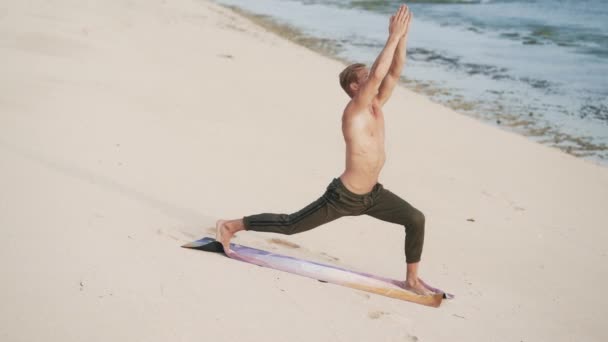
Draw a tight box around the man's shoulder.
[343,97,376,117]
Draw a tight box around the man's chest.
[364,103,385,135]
[343,110,385,140]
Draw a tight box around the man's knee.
[277,214,298,235]
[281,214,314,235]
[404,209,425,235]
[283,224,299,235]
[404,210,425,262]
[411,210,425,229]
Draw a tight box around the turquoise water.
[215,0,608,163]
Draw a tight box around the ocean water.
[214,0,608,164]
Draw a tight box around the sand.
[1,0,607,341]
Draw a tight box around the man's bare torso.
[340,99,386,194]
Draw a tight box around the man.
[216,5,431,295]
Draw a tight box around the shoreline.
[221,3,607,167]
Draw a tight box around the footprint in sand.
[320,251,340,261]
[357,293,371,300]
[368,310,390,319]
[155,228,182,241]
[267,238,300,249]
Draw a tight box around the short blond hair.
[339,63,366,96]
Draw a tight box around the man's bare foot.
[404,278,434,296]
[215,219,234,253]
[418,278,443,295]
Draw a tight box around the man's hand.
[402,6,413,42]
[376,5,412,106]
[350,4,412,109]
[389,5,410,38]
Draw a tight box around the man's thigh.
[364,188,423,226]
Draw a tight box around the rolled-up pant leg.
[364,188,425,264]
[243,189,344,235]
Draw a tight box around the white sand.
[1,0,607,341]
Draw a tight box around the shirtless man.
[216,5,431,295]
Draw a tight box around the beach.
[215,0,608,164]
[1,0,608,341]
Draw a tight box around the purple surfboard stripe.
[192,237,453,299]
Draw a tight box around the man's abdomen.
[341,148,386,194]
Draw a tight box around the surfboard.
[182,237,453,307]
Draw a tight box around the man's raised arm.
[353,5,410,107]
[377,12,411,106]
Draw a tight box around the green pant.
[243,177,425,263]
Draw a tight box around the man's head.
[339,63,369,98]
